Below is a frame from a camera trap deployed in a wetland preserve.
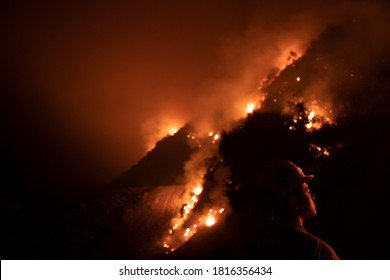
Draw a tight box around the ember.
[193,185,203,195]
[309,143,331,158]
[246,103,256,114]
[167,127,179,136]
[205,215,216,227]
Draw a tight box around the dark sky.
[1,0,387,193]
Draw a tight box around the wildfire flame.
[193,185,203,195]
[208,131,221,144]
[143,117,186,152]
[308,110,315,120]
[246,103,256,114]
[162,179,227,252]
[305,110,315,129]
[167,127,179,136]
[205,215,216,227]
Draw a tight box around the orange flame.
[142,117,185,152]
[246,103,256,114]
[167,127,179,136]
[193,185,203,195]
[205,215,216,227]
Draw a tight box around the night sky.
[1,1,389,195]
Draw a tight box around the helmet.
[257,160,314,197]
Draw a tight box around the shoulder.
[304,232,340,260]
[314,237,340,260]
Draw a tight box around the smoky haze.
[1,0,387,193]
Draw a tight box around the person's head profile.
[257,160,317,223]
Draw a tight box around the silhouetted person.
[243,160,339,259]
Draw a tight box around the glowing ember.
[305,107,334,131]
[142,116,185,152]
[193,185,203,195]
[246,103,256,114]
[308,110,315,120]
[167,127,179,136]
[309,143,331,158]
[296,76,301,81]
[205,215,216,227]
[213,134,220,141]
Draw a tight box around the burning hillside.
[155,18,390,259]
[3,6,390,260]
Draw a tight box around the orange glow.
[308,110,315,120]
[205,215,216,227]
[246,103,256,114]
[143,116,185,153]
[309,143,331,158]
[193,185,203,195]
[306,111,315,129]
[184,229,190,237]
[167,127,178,136]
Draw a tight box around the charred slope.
[109,125,196,189]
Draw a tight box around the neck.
[296,216,304,226]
